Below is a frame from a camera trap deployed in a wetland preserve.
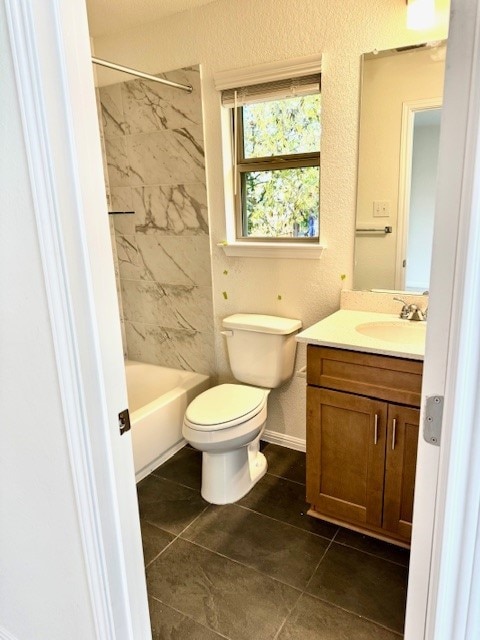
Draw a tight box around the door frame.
[405,0,480,638]
[4,1,151,638]
[395,97,442,291]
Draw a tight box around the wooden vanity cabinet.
[306,346,423,546]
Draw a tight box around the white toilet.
[182,313,302,504]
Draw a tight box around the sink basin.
[355,321,427,344]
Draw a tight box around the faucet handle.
[393,297,410,319]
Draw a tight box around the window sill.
[219,241,326,259]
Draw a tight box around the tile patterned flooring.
[137,443,409,639]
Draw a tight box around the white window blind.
[221,74,321,108]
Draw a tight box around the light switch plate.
[373,200,391,217]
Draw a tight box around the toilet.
[182,314,302,504]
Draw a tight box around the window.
[223,75,321,242]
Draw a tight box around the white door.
[405,0,480,637]
[4,0,151,638]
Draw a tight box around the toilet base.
[201,441,267,505]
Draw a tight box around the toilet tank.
[222,314,302,388]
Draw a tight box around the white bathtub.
[125,360,210,482]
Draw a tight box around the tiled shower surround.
[99,66,215,375]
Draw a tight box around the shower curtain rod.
[91,56,193,93]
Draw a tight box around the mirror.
[353,41,447,292]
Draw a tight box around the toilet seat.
[184,383,269,431]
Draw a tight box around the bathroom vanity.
[297,307,425,547]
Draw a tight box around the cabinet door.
[307,387,387,527]
[383,404,420,540]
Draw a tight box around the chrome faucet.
[393,297,427,321]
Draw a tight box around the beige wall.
[92,0,449,443]
[354,45,446,290]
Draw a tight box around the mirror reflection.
[353,42,447,292]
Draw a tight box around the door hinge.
[423,395,444,446]
[118,408,131,435]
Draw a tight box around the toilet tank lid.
[222,314,302,335]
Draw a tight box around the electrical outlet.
[373,200,391,217]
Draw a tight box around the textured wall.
[99,66,215,375]
[92,0,449,443]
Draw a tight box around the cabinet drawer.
[307,346,423,407]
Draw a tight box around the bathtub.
[125,360,210,482]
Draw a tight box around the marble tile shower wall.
[99,67,215,374]
[96,88,128,357]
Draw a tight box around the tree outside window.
[236,93,321,241]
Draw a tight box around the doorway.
[395,99,442,291]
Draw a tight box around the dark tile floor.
[137,443,409,640]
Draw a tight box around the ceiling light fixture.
[406,0,436,30]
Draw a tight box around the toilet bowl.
[183,384,269,504]
[182,313,302,505]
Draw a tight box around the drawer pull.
[374,414,379,445]
[392,418,397,450]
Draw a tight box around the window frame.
[234,101,321,243]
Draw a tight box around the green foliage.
[243,94,321,158]
[244,167,319,237]
[241,94,321,238]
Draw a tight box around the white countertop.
[296,309,425,361]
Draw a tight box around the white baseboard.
[135,433,306,482]
[135,438,187,483]
[262,430,306,452]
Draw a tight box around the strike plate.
[118,408,131,435]
[423,395,444,446]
